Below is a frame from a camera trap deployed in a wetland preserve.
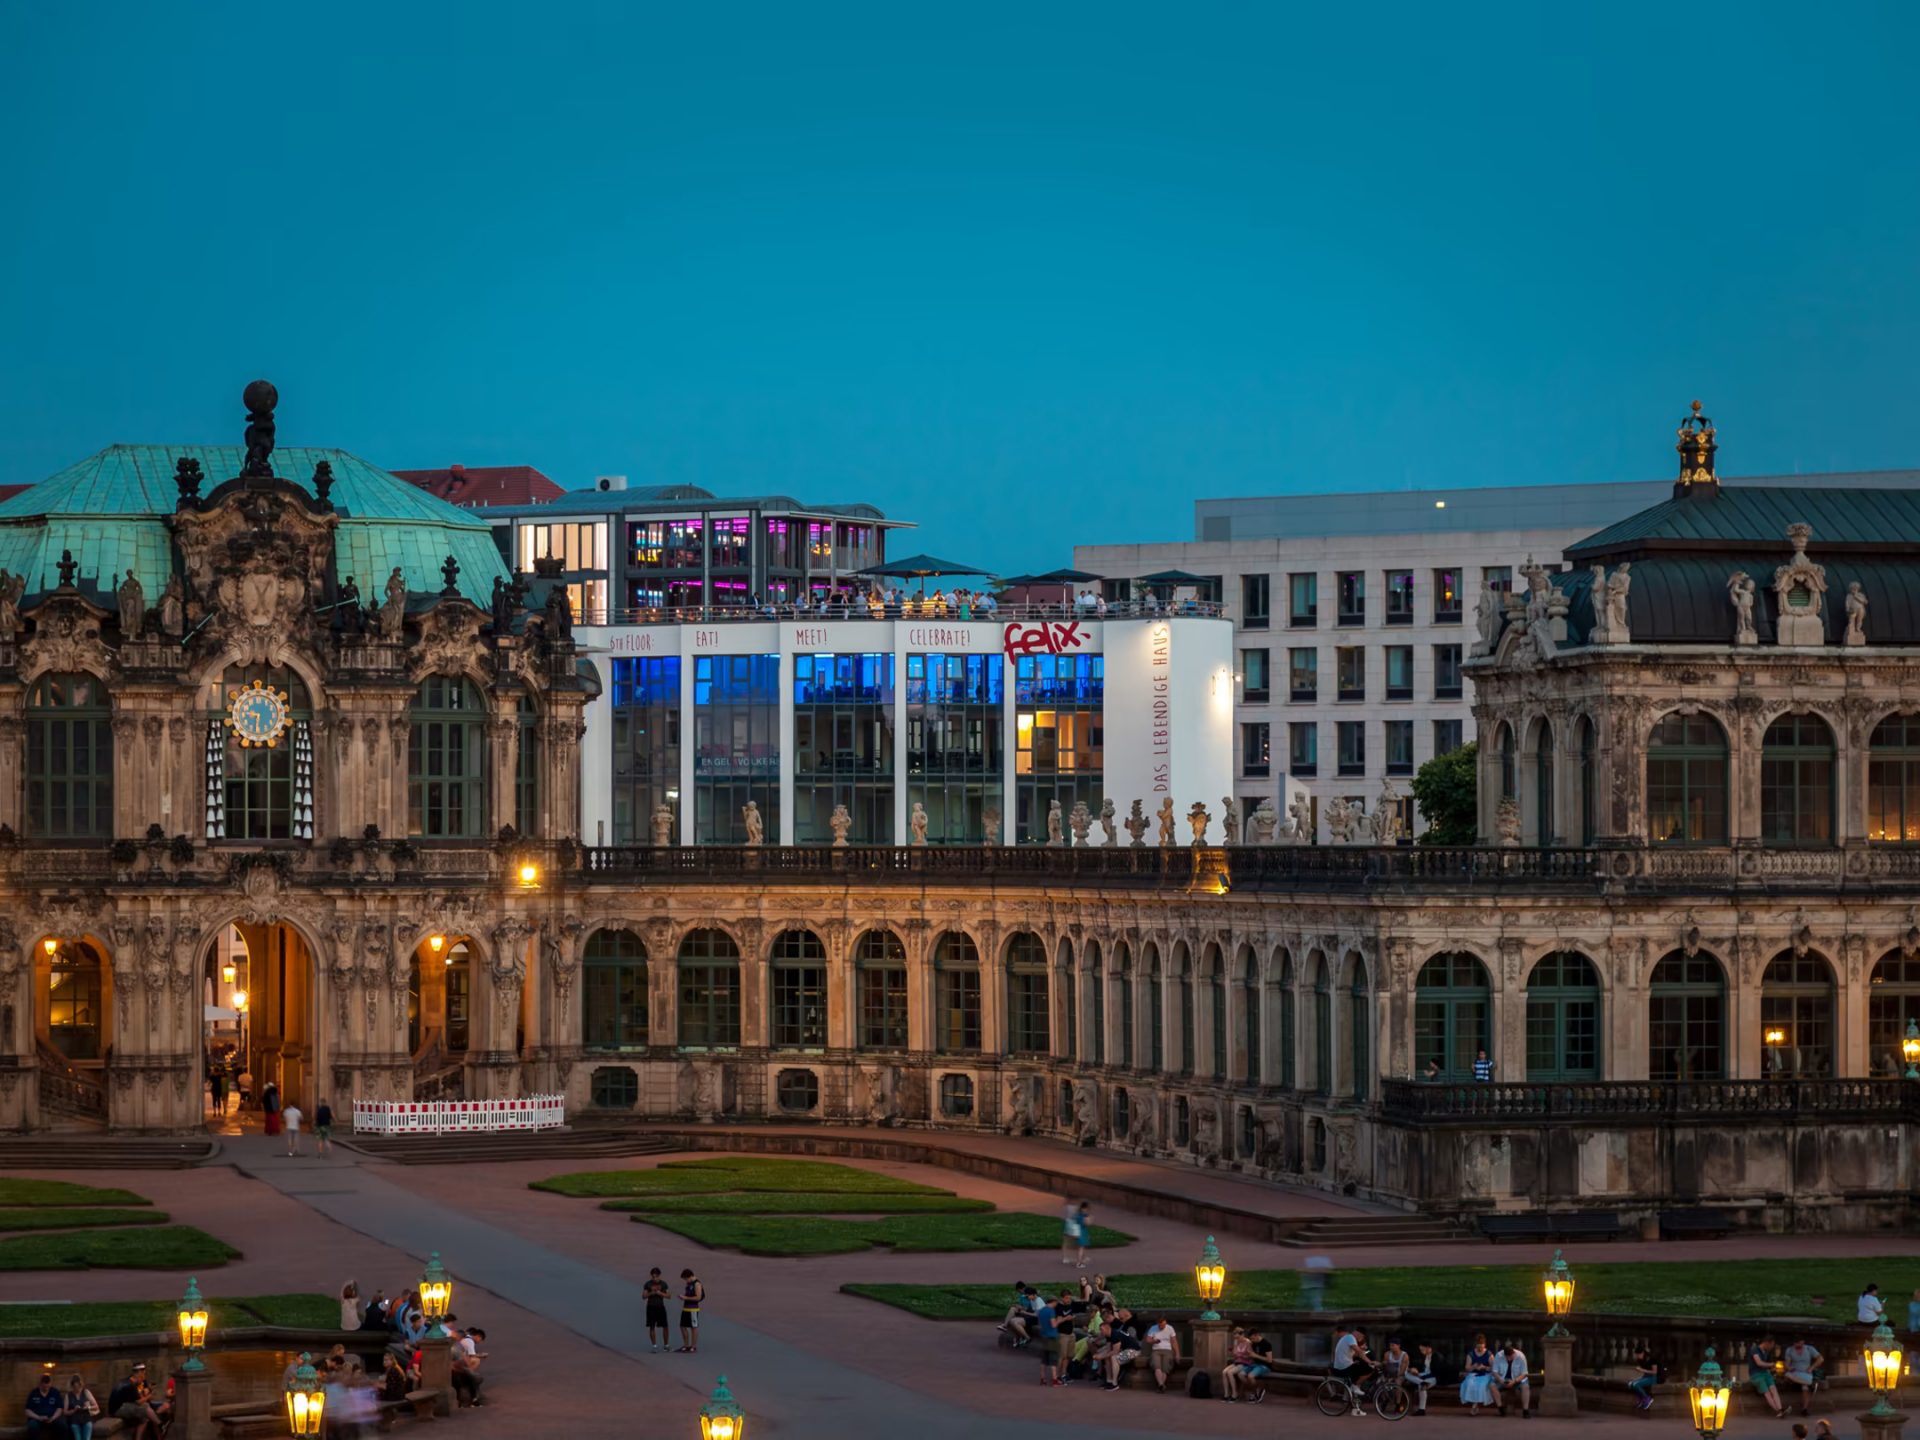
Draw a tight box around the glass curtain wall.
[905,653,1004,844]
[793,653,895,842]
[1014,654,1104,844]
[693,655,780,843]
[610,657,682,843]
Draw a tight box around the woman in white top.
[1858,1284,1885,1325]
[339,1281,362,1331]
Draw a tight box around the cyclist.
[1333,1324,1376,1416]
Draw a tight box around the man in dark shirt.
[25,1374,66,1438]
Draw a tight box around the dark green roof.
[0,446,510,603]
[1569,485,1920,559]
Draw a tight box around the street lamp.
[1687,1348,1731,1440]
[517,861,540,888]
[1903,1018,1920,1081]
[699,1375,745,1440]
[1542,1248,1575,1339]
[222,960,237,986]
[176,1276,209,1372]
[428,934,446,960]
[1194,1235,1225,1322]
[419,1252,453,1338]
[1865,1322,1906,1420]
[284,1353,324,1437]
[43,937,57,956]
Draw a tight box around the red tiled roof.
[392,464,565,509]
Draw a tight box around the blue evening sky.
[2,3,1916,577]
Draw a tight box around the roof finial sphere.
[243,379,279,415]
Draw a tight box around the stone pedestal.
[171,1366,214,1440]
[420,1334,453,1416]
[1190,1317,1231,1388]
[1537,1333,1577,1417]
[1857,1409,1908,1440]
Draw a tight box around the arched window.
[1117,943,1135,1068]
[1494,722,1516,802]
[1241,951,1261,1084]
[1005,933,1049,1055]
[855,930,908,1050]
[1058,939,1076,1060]
[514,695,541,836]
[205,665,314,841]
[1414,952,1491,1080]
[1760,952,1835,1077]
[676,928,740,1049]
[1868,951,1920,1076]
[1276,950,1296,1089]
[1085,942,1104,1066]
[769,929,827,1050]
[1525,951,1601,1081]
[1647,713,1728,845]
[1531,719,1555,846]
[1146,944,1164,1072]
[1648,951,1725,1079]
[1174,1097,1190,1148]
[1761,714,1834,845]
[443,941,471,1053]
[1177,945,1196,1077]
[934,932,981,1053]
[409,677,489,838]
[1113,1086,1130,1138]
[43,939,104,1059]
[1866,714,1920,843]
[583,929,648,1050]
[1577,716,1597,846]
[1348,959,1371,1102]
[26,674,113,839]
[1207,947,1227,1080]
[1311,955,1332,1095]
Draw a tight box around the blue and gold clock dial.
[225,681,291,749]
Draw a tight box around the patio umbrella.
[854,554,997,580]
[1134,569,1215,585]
[1033,567,1104,583]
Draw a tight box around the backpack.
[1187,1369,1212,1399]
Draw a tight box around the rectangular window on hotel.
[1288,647,1317,702]
[1289,722,1317,778]
[1386,570,1414,625]
[1386,720,1415,776]
[610,657,683,843]
[793,653,895,844]
[709,517,751,570]
[1483,564,1512,595]
[1241,648,1269,703]
[906,653,1004,844]
[1240,575,1270,629]
[1289,573,1317,627]
[629,518,705,571]
[1434,643,1463,699]
[1242,723,1271,778]
[1433,719,1464,756]
[692,654,780,844]
[1336,646,1365,702]
[1386,645,1413,700]
[519,521,608,573]
[1337,571,1366,626]
[1433,568,1462,623]
[1015,655,1104,845]
[1337,721,1366,777]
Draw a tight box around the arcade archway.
[199,921,320,1124]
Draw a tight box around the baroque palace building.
[2,388,1916,1229]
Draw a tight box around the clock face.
[226,682,291,748]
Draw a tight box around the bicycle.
[1314,1370,1411,1420]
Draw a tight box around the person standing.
[678,1269,705,1353]
[208,1064,228,1117]
[643,1268,672,1353]
[282,1098,304,1156]
[1071,1202,1092,1268]
[1145,1314,1179,1393]
[261,1080,282,1137]
[1060,1199,1081,1266]
[313,1099,334,1157]
[1032,1291,1062,1386]
[1473,1048,1494,1082]
[339,1281,362,1331]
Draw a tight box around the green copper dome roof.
[0,445,510,604]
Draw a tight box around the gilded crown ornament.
[1676,398,1718,491]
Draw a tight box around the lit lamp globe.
[1541,1248,1574,1338]
[419,1252,453,1337]
[222,960,237,986]
[284,1353,324,1437]
[176,1276,209,1373]
[517,861,540,888]
[699,1375,745,1440]
[1864,1321,1906,1420]
[1194,1235,1226,1322]
[1687,1348,1731,1440]
[232,990,248,1013]
[1763,1026,1787,1048]
[1903,1018,1920,1080]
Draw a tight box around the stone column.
[1190,1317,1231,1388]
[1857,1409,1908,1440]
[171,1365,214,1440]
[419,1335,453,1416]
[1537,1333,1577,1417]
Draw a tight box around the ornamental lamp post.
[1687,1348,1731,1440]
[176,1276,209,1371]
[1542,1248,1575,1336]
[1537,1249,1577,1416]
[1857,1320,1910,1440]
[222,960,237,986]
[1903,1018,1919,1080]
[1194,1235,1225,1322]
[699,1375,746,1440]
[418,1252,453,1337]
[284,1353,324,1437]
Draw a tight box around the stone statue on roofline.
[1727,570,1757,646]
[1844,581,1869,646]
[1068,800,1092,847]
[741,800,763,845]
[378,567,407,640]
[830,803,851,847]
[1251,798,1279,844]
[1187,801,1211,846]
[1220,796,1240,845]
[117,570,145,640]
[1288,791,1313,844]
[1124,800,1149,847]
[1099,797,1118,847]
[909,802,929,845]
[1156,796,1176,847]
[651,800,675,847]
[981,805,1001,846]
[1045,799,1065,847]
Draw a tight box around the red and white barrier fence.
[352,1095,566,1135]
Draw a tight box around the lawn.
[637,1211,1135,1257]
[0,1208,170,1232]
[533,1157,947,1198]
[603,1192,993,1216]
[0,1179,152,1207]
[0,1292,336,1339]
[0,1225,239,1271]
[846,1256,1920,1324]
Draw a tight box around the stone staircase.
[342,1126,678,1166]
[1280,1211,1474,1248]
[0,1133,218,1168]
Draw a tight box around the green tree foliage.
[1411,741,1477,845]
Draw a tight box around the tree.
[1411,741,1477,845]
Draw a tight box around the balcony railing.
[573,598,1224,626]
[1380,1077,1919,1124]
